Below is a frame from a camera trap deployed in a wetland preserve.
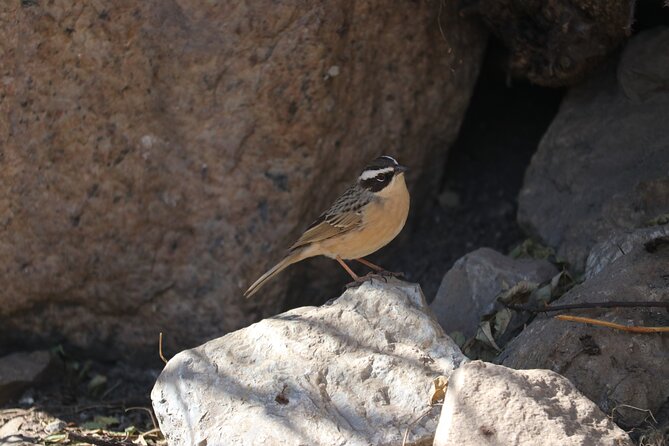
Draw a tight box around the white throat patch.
[359,166,394,181]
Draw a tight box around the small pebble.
[44,420,66,435]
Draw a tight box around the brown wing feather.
[289,186,369,251]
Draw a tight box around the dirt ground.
[383,42,563,301]
[0,351,163,445]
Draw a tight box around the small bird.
[244,155,410,298]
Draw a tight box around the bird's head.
[357,155,408,195]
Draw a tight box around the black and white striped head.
[358,155,408,193]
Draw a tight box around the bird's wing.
[289,186,370,251]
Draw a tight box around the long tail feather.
[244,249,309,298]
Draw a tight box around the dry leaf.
[430,376,449,405]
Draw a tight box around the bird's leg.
[337,256,377,290]
[336,256,360,281]
[355,257,405,279]
[354,257,385,272]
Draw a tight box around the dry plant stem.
[159,332,168,364]
[611,404,658,424]
[67,432,134,446]
[140,428,164,437]
[402,405,441,446]
[126,406,160,432]
[505,301,669,313]
[555,315,669,333]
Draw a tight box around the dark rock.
[431,247,557,337]
[0,351,52,404]
[0,1,486,360]
[461,0,634,86]
[500,231,669,429]
[518,28,669,272]
[586,225,669,279]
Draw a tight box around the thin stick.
[611,404,658,424]
[555,315,669,333]
[402,405,439,446]
[159,332,168,364]
[505,301,669,313]
[126,406,160,432]
[67,432,134,446]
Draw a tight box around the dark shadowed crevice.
[385,37,564,301]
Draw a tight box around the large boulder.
[461,0,634,86]
[517,28,669,272]
[431,247,557,337]
[434,361,633,446]
[151,279,466,446]
[585,224,669,280]
[0,1,486,359]
[500,229,669,429]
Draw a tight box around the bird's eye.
[376,174,385,182]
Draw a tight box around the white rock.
[152,279,466,446]
[434,361,633,446]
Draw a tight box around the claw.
[377,270,406,279]
[342,271,406,291]
[344,280,364,290]
[343,274,378,290]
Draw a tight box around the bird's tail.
[244,248,310,298]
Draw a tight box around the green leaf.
[493,308,513,337]
[87,373,108,394]
[531,284,552,305]
[644,213,669,227]
[44,433,68,443]
[509,239,555,260]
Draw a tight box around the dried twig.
[402,405,440,446]
[611,404,658,424]
[126,406,160,432]
[555,315,669,333]
[504,301,669,313]
[67,432,134,446]
[159,332,168,364]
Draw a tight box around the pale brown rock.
[0,1,486,359]
[0,351,52,404]
[434,361,633,446]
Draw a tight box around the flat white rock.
[152,279,466,446]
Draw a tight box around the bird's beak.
[395,165,408,173]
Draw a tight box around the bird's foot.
[375,270,406,279]
[343,271,404,291]
[344,280,364,290]
[343,274,379,290]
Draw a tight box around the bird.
[244,155,410,298]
